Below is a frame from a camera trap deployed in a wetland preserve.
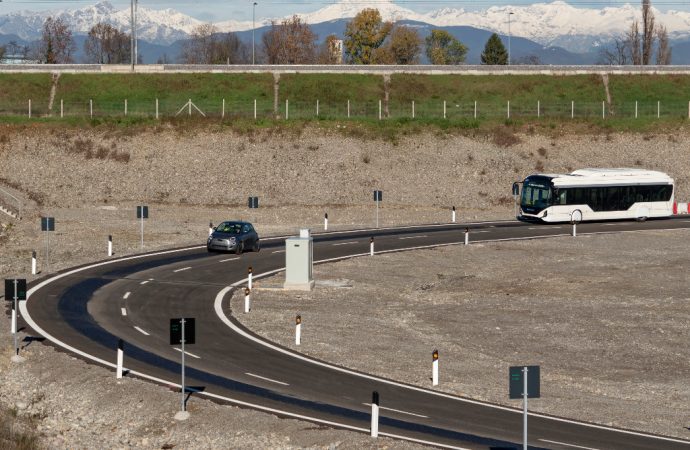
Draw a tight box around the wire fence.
[2,98,690,121]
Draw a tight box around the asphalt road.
[21,217,690,450]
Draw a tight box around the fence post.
[28,99,31,118]
[412,100,415,119]
[156,98,159,120]
[474,100,477,119]
[254,99,257,120]
[635,100,638,119]
[188,98,192,116]
[125,99,128,116]
[537,100,540,118]
[60,99,63,118]
[379,100,382,120]
[602,100,605,119]
[347,99,350,118]
[571,101,574,119]
[90,99,93,118]
[688,101,689,119]
[443,100,446,119]
[507,100,510,119]
[286,99,289,120]
[222,98,225,119]
[316,99,319,117]
[657,100,660,119]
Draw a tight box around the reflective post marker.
[324,213,328,231]
[31,250,36,275]
[244,287,251,313]
[452,206,456,223]
[523,367,528,450]
[572,223,577,237]
[181,318,186,413]
[108,235,113,257]
[209,221,213,236]
[464,227,469,246]
[432,349,439,386]
[295,314,301,346]
[116,339,124,379]
[370,391,379,438]
[370,237,374,256]
[247,267,253,290]
[11,280,17,354]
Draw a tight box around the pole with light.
[252,2,258,65]
[508,11,514,65]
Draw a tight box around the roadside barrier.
[673,202,690,214]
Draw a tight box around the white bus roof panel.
[533,168,673,187]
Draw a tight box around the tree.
[344,8,393,64]
[641,0,655,65]
[384,25,422,64]
[655,24,671,64]
[425,29,467,65]
[514,54,542,65]
[40,17,76,63]
[480,33,507,65]
[180,24,247,64]
[84,22,130,64]
[262,16,317,64]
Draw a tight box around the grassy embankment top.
[0,73,688,135]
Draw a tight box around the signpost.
[136,206,148,250]
[509,365,540,450]
[248,196,259,209]
[373,190,383,228]
[5,278,27,360]
[170,317,195,419]
[40,217,55,273]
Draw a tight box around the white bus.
[516,168,674,223]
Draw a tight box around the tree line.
[0,0,672,65]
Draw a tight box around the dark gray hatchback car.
[207,221,260,254]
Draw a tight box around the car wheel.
[253,240,261,252]
[235,241,244,255]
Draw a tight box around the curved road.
[21,218,690,450]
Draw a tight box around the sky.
[1,0,689,22]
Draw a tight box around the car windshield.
[521,179,552,210]
[216,222,242,234]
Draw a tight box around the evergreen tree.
[480,33,508,65]
[425,29,467,65]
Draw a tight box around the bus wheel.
[570,210,582,224]
[636,216,648,222]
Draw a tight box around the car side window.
[242,224,250,233]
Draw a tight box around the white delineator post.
[324,213,328,231]
[452,206,456,223]
[370,237,374,256]
[116,339,124,379]
[209,221,213,236]
[244,287,251,313]
[295,314,301,346]
[432,349,439,386]
[108,235,113,257]
[523,366,529,450]
[370,391,379,438]
[247,266,253,290]
[31,250,37,275]
[572,222,577,237]
[464,227,469,245]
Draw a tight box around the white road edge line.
[332,241,359,246]
[174,348,200,359]
[121,308,127,316]
[219,257,240,262]
[140,280,150,285]
[245,372,289,386]
[538,439,601,450]
[133,326,149,336]
[123,292,130,299]
[362,403,428,418]
[399,235,427,240]
[173,267,192,273]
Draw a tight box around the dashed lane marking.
[121,308,127,316]
[140,280,150,285]
[123,292,130,299]
[272,250,285,253]
[399,235,427,240]
[362,403,429,419]
[332,241,359,246]
[538,439,600,450]
[219,257,240,262]
[134,326,150,336]
[245,372,289,386]
[173,267,192,273]
[174,348,200,359]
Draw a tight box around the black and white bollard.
[116,339,124,379]
[248,266,253,290]
[452,206,456,223]
[464,227,469,245]
[432,349,439,386]
[209,221,214,236]
[295,314,301,346]
[572,222,577,237]
[370,391,380,438]
[11,302,17,335]
[324,213,328,231]
[370,237,374,256]
[31,250,37,275]
[108,235,113,257]
[244,287,251,313]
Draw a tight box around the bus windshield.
[521,179,552,210]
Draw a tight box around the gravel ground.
[1,125,690,448]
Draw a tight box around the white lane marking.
[603,223,621,226]
[123,292,131,299]
[272,250,285,253]
[539,439,601,450]
[399,235,427,240]
[140,280,150,285]
[121,308,127,316]
[332,241,359,246]
[133,326,149,336]
[219,257,240,262]
[245,372,289,386]
[362,403,428,418]
[173,266,192,273]
[473,230,489,233]
[174,348,200,359]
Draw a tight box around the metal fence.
[2,98,689,121]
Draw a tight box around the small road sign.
[248,196,259,208]
[4,279,27,301]
[509,365,540,399]
[136,206,149,219]
[170,318,195,345]
[41,217,55,231]
[373,190,383,202]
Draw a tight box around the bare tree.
[40,17,76,64]
[262,16,317,64]
[655,24,671,64]
[180,24,247,64]
[84,22,131,64]
[641,0,655,65]
[598,37,630,65]
[628,20,642,65]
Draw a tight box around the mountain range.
[1,0,689,64]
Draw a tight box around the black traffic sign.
[136,206,149,219]
[170,318,195,345]
[373,190,383,202]
[41,217,55,231]
[509,365,540,399]
[4,279,27,301]
[248,196,259,208]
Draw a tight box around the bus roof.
[528,168,673,187]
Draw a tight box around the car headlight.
[229,237,236,244]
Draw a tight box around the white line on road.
[362,403,428,418]
[272,250,285,253]
[333,241,359,246]
[174,348,201,359]
[121,308,127,316]
[538,439,600,450]
[245,372,289,386]
[140,280,150,285]
[473,230,489,233]
[399,235,427,240]
[173,267,192,273]
[133,326,149,336]
[219,257,240,262]
[123,292,130,299]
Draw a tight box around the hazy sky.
[1,0,688,22]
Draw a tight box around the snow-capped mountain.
[1,0,690,53]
